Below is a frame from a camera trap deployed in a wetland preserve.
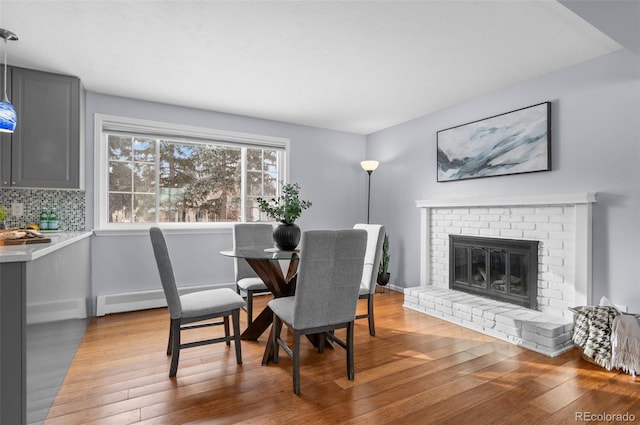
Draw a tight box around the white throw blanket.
[611,314,640,376]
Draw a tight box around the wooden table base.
[239,256,298,364]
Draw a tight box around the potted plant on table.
[257,182,312,250]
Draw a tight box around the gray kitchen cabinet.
[0,233,92,424]
[0,66,81,188]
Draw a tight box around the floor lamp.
[360,160,379,224]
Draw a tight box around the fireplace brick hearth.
[403,286,573,356]
[407,193,596,357]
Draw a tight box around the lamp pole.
[366,169,373,223]
[360,160,379,224]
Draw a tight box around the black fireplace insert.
[449,235,538,309]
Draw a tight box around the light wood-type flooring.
[45,290,639,424]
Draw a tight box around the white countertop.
[0,231,93,263]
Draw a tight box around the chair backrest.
[233,223,274,281]
[292,229,367,329]
[353,223,385,294]
[149,227,182,319]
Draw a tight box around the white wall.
[365,49,640,311]
[85,93,367,307]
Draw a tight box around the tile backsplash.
[0,188,86,231]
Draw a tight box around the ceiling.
[0,1,623,135]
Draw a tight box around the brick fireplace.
[404,192,596,356]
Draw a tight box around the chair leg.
[224,316,231,346]
[166,319,173,355]
[246,290,254,325]
[232,309,242,364]
[347,321,355,380]
[318,332,325,354]
[367,293,375,336]
[272,315,282,364]
[169,319,181,377]
[293,331,301,395]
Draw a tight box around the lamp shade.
[0,100,16,133]
[360,160,379,172]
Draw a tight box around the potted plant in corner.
[377,233,390,286]
[257,182,312,250]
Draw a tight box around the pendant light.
[0,28,18,133]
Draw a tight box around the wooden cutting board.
[0,237,51,245]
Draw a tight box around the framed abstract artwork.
[437,102,551,182]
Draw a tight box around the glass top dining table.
[220,245,300,364]
[219,246,300,261]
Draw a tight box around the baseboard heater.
[96,282,234,316]
[97,282,399,316]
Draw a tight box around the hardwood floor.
[45,290,639,424]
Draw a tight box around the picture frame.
[437,102,551,182]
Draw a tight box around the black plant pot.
[377,272,390,286]
[273,222,301,251]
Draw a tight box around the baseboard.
[27,298,88,324]
[97,282,400,317]
[96,282,235,316]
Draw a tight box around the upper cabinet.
[0,66,81,189]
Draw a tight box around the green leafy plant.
[0,205,7,222]
[256,182,312,224]
[378,233,390,275]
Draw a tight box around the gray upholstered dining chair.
[233,223,274,324]
[353,223,385,336]
[149,227,246,377]
[269,229,367,394]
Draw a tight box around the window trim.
[94,114,290,231]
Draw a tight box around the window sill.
[93,224,238,237]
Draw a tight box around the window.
[95,115,288,230]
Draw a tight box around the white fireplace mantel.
[415,192,597,307]
[415,192,596,208]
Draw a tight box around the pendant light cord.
[0,29,18,103]
[0,2,6,102]
[2,37,8,102]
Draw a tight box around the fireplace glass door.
[471,248,487,289]
[449,235,538,309]
[453,246,469,284]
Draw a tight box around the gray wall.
[85,93,367,301]
[84,13,640,313]
[365,49,640,311]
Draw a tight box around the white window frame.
[94,114,290,233]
